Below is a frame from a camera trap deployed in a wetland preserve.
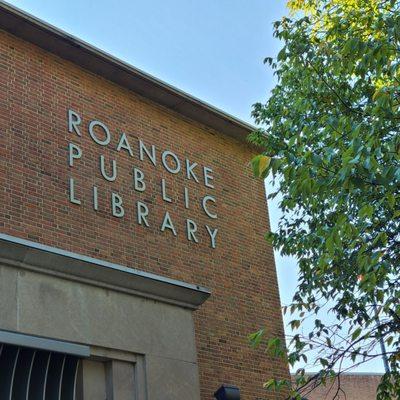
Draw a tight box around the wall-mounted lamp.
[214,384,240,400]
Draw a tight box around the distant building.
[293,373,383,400]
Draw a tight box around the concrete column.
[78,360,107,400]
[106,360,135,400]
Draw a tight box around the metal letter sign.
[66,109,219,249]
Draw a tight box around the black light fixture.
[214,384,240,400]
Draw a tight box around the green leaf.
[263,379,276,390]
[387,193,395,209]
[248,329,265,348]
[358,204,374,219]
[251,155,271,178]
[351,328,362,341]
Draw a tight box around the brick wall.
[296,374,383,400]
[0,29,289,399]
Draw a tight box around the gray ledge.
[0,329,90,357]
[0,233,211,310]
[0,0,254,142]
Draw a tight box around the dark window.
[0,343,80,400]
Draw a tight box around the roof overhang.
[0,0,254,142]
[0,233,211,310]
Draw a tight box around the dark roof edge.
[0,0,255,142]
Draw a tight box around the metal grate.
[0,343,80,400]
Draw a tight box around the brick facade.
[297,374,383,400]
[0,27,288,399]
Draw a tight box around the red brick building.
[297,374,383,400]
[0,2,288,399]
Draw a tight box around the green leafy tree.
[249,0,400,398]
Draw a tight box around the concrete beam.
[0,233,210,310]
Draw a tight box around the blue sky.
[6,0,384,373]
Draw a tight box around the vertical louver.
[0,344,80,400]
